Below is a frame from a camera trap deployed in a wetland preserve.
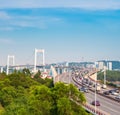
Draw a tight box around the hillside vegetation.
[0,69,90,115]
[98,70,120,82]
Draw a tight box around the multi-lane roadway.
[56,69,120,115]
[72,69,120,115]
[86,90,120,115]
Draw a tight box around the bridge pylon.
[34,48,45,73]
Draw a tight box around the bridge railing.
[83,103,110,115]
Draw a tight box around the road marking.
[86,96,119,114]
[90,91,120,106]
[102,103,119,114]
[86,93,120,114]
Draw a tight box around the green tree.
[0,86,16,107]
[57,97,72,115]
[68,84,86,104]
[51,82,87,115]
[0,70,89,115]
[22,68,31,77]
[28,85,53,115]
[34,70,41,79]
[0,72,6,79]
[3,96,30,115]
[98,70,120,82]
[7,72,38,88]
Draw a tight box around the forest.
[0,69,90,115]
[97,70,120,82]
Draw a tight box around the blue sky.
[0,0,120,65]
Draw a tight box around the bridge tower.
[34,48,45,73]
[6,55,15,75]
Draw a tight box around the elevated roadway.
[56,69,120,115]
[86,91,120,115]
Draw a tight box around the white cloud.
[0,0,120,10]
[0,14,63,30]
[0,13,63,31]
[0,38,14,44]
[0,27,14,31]
[0,11,10,19]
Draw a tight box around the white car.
[115,95,120,99]
[115,95,120,102]
[111,91,119,96]
[102,84,107,89]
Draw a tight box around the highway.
[56,70,120,115]
[86,91,120,115]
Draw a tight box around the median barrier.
[83,103,110,115]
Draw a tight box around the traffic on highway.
[70,68,120,115]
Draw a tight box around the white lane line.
[101,103,119,114]
[89,91,120,106]
[86,95,120,114]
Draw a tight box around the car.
[102,84,107,89]
[111,91,119,96]
[115,95,120,102]
[109,90,113,93]
[93,83,101,87]
[103,91,109,95]
[114,88,119,93]
[79,87,89,93]
[109,89,120,94]
[85,83,89,87]
[115,95,120,99]
[89,81,93,85]
[97,83,100,86]
[91,100,100,106]
[88,85,92,88]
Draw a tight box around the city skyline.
[0,0,120,65]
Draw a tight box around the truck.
[102,84,107,89]
[96,85,101,92]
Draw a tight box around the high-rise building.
[98,61,104,70]
[107,62,112,70]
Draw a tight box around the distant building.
[94,62,98,68]
[65,62,69,66]
[98,61,104,70]
[107,62,112,70]
[0,67,3,73]
[97,60,120,70]
[41,72,52,79]
[110,61,120,70]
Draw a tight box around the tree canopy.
[0,70,90,115]
[98,70,120,82]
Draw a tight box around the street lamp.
[95,71,97,115]
[103,66,106,88]
[104,67,106,84]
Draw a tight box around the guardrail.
[83,103,110,115]
[87,72,120,103]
